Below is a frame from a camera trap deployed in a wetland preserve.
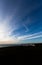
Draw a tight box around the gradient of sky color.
[0,0,42,44]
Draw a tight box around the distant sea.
[0,44,19,48]
[0,43,42,47]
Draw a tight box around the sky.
[0,0,42,44]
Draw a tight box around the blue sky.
[0,0,42,44]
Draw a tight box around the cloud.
[17,32,42,40]
[0,15,42,44]
[23,24,29,32]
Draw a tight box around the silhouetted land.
[0,43,42,55]
[0,43,42,65]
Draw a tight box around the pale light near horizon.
[0,16,19,44]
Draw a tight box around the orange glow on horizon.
[0,40,19,44]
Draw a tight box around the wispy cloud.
[0,14,42,44]
[0,15,42,44]
[17,32,42,41]
[23,24,29,32]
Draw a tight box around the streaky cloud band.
[17,32,42,40]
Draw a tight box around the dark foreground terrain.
[0,43,42,64]
[0,43,42,55]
